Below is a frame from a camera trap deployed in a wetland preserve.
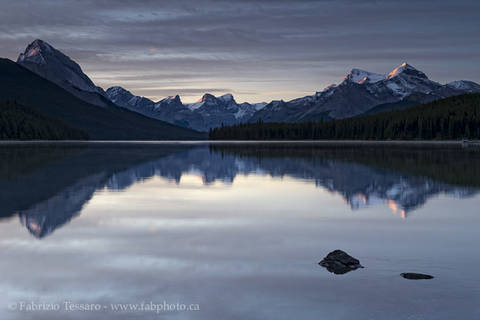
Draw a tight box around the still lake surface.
[0,142,479,320]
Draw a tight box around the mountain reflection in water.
[0,142,478,238]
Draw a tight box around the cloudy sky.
[1,0,479,103]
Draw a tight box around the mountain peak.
[16,39,108,103]
[219,93,234,102]
[17,39,53,64]
[32,39,52,48]
[163,95,182,104]
[18,39,68,66]
[106,86,139,107]
[199,93,216,102]
[387,62,427,79]
[106,86,129,95]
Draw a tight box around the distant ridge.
[107,87,266,131]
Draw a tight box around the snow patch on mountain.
[447,80,480,92]
[385,81,406,96]
[347,69,385,84]
[234,108,247,119]
[252,102,267,111]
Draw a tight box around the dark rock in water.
[319,250,363,274]
[401,273,434,280]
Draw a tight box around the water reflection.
[1,143,479,238]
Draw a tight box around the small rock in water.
[401,273,434,280]
[318,250,363,274]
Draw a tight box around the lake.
[0,142,479,320]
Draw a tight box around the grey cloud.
[0,0,479,102]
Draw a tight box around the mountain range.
[5,39,480,135]
[106,87,266,131]
[105,60,480,130]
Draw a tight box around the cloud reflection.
[0,143,479,238]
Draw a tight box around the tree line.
[209,94,480,140]
[0,100,88,140]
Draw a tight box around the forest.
[0,100,88,140]
[209,94,480,140]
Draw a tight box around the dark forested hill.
[209,94,480,140]
[0,58,205,140]
[0,100,88,140]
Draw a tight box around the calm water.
[0,142,479,320]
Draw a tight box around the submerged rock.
[319,250,363,274]
[401,273,434,280]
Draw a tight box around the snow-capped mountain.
[186,93,260,129]
[106,86,204,130]
[14,40,480,130]
[17,39,112,108]
[250,62,480,122]
[446,80,480,92]
[107,87,266,131]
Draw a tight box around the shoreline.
[0,140,476,146]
